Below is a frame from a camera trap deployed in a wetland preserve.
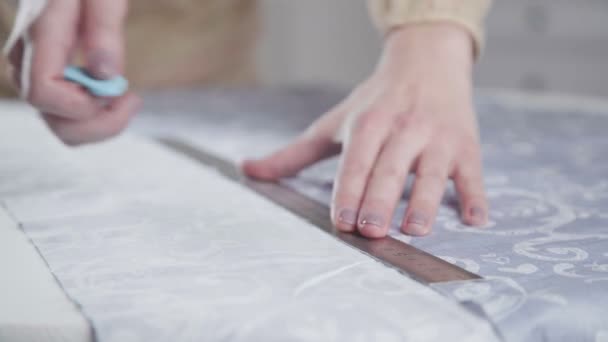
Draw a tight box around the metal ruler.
[159,138,481,284]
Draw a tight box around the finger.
[402,146,452,236]
[356,129,426,238]
[29,0,101,119]
[243,105,344,180]
[453,148,488,226]
[43,93,140,146]
[83,0,128,78]
[242,135,340,181]
[331,109,394,232]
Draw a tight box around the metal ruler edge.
[158,138,481,284]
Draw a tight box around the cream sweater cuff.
[368,0,492,59]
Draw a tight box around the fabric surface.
[0,102,498,342]
[131,88,608,342]
[2,87,608,341]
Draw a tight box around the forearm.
[367,0,492,58]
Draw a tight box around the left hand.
[6,0,138,146]
[243,23,488,238]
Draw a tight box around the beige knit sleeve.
[368,0,492,58]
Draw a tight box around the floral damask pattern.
[2,87,608,341]
[0,107,497,342]
[133,88,608,341]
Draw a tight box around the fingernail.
[88,50,118,79]
[359,213,384,230]
[404,210,429,236]
[337,208,357,225]
[469,206,486,225]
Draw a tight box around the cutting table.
[1,88,607,342]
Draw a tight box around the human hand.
[6,0,139,145]
[243,23,488,238]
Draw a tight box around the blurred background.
[257,0,608,98]
[0,0,606,99]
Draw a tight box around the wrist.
[381,23,474,75]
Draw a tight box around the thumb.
[83,0,128,79]
[243,133,340,181]
[243,107,348,181]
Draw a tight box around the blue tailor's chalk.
[63,65,129,97]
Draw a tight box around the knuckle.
[395,113,432,138]
[361,197,391,213]
[411,187,442,207]
[407,196,439,218]
[353,111,383,135]
[395,111,421,129]
[455,155,483,179]
[374,162,404,181]
[458,134,481,155]
[407,198,436,213]
[433,124,459,144]
[341,158,370,179]
[417,166,447,182]
[456,173,484,192]
[393,113,413,131]
[333,184,361,204]
[466,194,487,205]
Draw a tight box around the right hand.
[7,0,139,145]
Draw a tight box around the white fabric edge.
[0,101,92,341]
[0,208,92,342]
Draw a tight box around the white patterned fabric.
[132,88,608,341]
[3,86,608,341]
[0,101,498,342]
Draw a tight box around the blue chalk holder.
[63,65,129,97]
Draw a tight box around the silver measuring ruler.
[159,138,481,284]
